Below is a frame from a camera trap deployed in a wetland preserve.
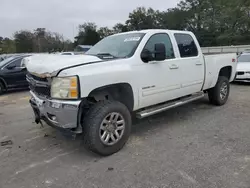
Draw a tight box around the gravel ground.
[0,83,250,188]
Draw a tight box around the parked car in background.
[235,52,250,82]
[0,54,31,94]
[75,45,92,52]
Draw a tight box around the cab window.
[143,33,175,59]
[174,33,198,58]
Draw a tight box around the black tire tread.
[208,76,230,106]
[83,100,131,156]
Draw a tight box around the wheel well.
[219,66,232,80]
[88,83,134,111]
[0,78,6,89]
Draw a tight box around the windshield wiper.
[96,53,117,59]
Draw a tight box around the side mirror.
[141,49,153,63]
[6,64,16,70]
[154,43,166,61]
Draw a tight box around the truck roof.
[113,29,193,36]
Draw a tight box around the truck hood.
[237,62,250,71]
[25,54,103,77]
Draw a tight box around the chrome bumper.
[29,91,81,131]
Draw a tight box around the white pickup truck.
[25,29,237,156]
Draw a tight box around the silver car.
[235,52,250,82]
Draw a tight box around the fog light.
[47,113,57,122]
[51,116,57,121]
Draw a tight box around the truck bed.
[202,53,237,90]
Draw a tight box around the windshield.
[0,56,15,67]
[238,54,250,62]
[85,33,145,58]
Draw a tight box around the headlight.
[51,76,79,99]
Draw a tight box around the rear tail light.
[232,58,236,62]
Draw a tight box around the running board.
[136,92,204,119]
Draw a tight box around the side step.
[136,92,204,119]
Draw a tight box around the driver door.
[138,33,183,108]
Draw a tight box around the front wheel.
[83,100,131,156]
[0,82,5,95]
[208,76,230,106]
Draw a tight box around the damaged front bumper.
[29,91,82,134]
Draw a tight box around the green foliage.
[1,28,73,54]
[14,30,33,53]
[1,0,250,53]
[113,23,129,33]
[74,0,250,47]
[125,7,161,30]
[74,23,100,46]
[98,27,114,39]
[0,37,16,54]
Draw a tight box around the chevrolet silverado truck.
[25,29,237,156]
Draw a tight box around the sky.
[0,0,180,40]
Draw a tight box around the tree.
[176,0,250,46]
[74,22,100,46]
[113,23,129,33]
[13,29,73,53]
[0,37,16,54]
[2,1,250,53]
[34,28,46,52]
[14,30,34,53]
[157,8,188,30]
[125,7,161,30]
[98,27,114,39]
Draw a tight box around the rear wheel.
[83,100,131,156]
[208,76,230,106]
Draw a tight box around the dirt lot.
[1,83,250,188]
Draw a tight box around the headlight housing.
[51,76,79,99]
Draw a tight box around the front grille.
[29,83,51,97]
[27,73,48,82]
[27,72,51,97]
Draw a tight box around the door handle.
[195,62,203,65]
[169,64,179,69]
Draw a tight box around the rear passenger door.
[174,33,205,94]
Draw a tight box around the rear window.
[174,33,198,58]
